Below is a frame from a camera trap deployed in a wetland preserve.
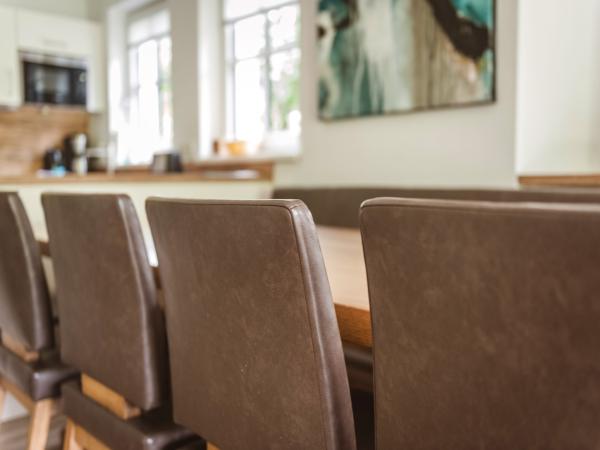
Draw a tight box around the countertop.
[0,160,274,184]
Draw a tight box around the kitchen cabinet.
[17,9,96,58]
[0,5,20,107]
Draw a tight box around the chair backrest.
[273,186,600,228]
[147,198,356,450]
[0,192,53,351]
[42,193,167,411]
[360,197,600,449]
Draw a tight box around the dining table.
[316,226,371,348]
[38,225,372,350]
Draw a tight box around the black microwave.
[22,53,87,107]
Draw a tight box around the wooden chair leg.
[26,399,54,450]
[63,419,83,450]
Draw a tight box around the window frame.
[123,4,173,165]
[127,32,171,141]
[224,0,300,140]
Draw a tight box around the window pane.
[270,49,301,133]
[235,58,266,142]
[225,24,235,61]
[225,61,236,138]
[128,8,170,45]
[268,5,299,50]
[159,81,173,147]
[225,1,301,152]
[135,84,161,158]
[234,15,265,60]
[129,48,138,88]
[158,37,171,81]
[138,40,158,86]
[129,90,140,131]
[122,89,140,164]
[124,5,173,165]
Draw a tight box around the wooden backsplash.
[0,106,89,176]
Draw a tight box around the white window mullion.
[124,4,173,164]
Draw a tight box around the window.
[121,6,173,165]
[224,0,301,153]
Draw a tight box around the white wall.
[275,0,519,188]
[87,0,121,21]
[198,0,225,158]
[168,0,201,160]
[0,0,88,18]
[516,0,600,174]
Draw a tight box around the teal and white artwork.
[318,0,496,120]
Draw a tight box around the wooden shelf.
[519,174,600,188]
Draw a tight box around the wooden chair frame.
[62,374,139,450]
[63,374,219,449]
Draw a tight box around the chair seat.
[344,343,373,393]
[0,345,78,401]
[62,381,202,450]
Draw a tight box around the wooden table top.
[38,225,373,349]
[316,226,372,348]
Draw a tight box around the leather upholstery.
[147,199,356,450]
[62,382,200,450]
[275,186,600,394]
[273,187,600,228]
[361,198,600,449]
[0,192,54,351]
[42,194,167,411]
[0,345,77,401]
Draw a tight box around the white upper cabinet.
[17,9,96,57]
[0,5,20,107]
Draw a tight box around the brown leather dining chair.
[42,193,200,450]
[360,197,600,450]
[146,198,357,450]
[0,192,78,450]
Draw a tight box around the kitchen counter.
[0,168,274,244]
[0,160,274,184]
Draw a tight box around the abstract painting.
[318,0,496,120]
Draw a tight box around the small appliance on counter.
[64,133,88,175]
[151,152,183,173]
[42,148,66,176]
[86,147,109,173]
[212,139,248,157]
